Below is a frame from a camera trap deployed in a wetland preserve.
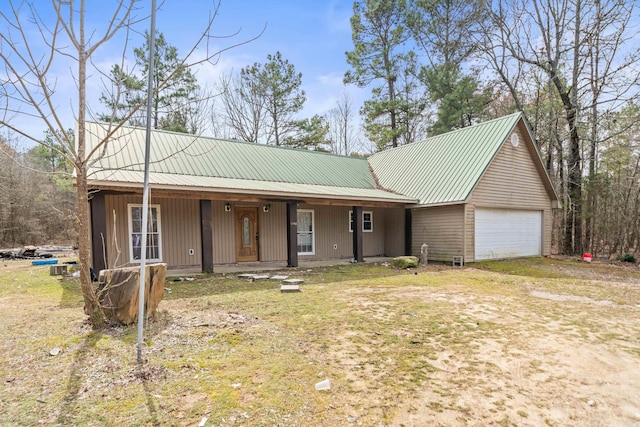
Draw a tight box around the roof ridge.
[86,120,368,162]
[369,111,523,157]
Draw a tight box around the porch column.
[352,205,364,262]
[89,190,107,274]
[200,200,214,272]
[286,202,298,267]
[404,209,412,256]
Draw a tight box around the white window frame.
[349,210,374,233]
[297,209,315,255]
[128,204,163,263]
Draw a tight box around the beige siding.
[411,204,465,262]
[470,123,553,256]
[464,204,475,262]
[105,195,201,270]
[383,208,405,257]
[259,202,287,262]
[296,204,387,260]
[211,200,235,264]
[102,197,403,268]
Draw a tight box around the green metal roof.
[368,112,523,206]
[85,122,416,204]
[86,122,375,188]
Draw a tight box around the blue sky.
[1,0,366,147]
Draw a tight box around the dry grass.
[1,258,640,426]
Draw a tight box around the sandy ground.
[331,267,640,427]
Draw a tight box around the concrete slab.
[280,284,300,292]
[270,275,289,280]
[282,278,304,285]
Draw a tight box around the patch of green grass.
[473,257,569,278]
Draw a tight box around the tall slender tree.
[240,52,306,146]
[483,0,640,254]
[407,0,489,135]
[345,0,416,150]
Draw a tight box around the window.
[297,209,315,255]
[349,210,373,232]
[128,204,162,263]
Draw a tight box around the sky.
[1,0,367,149]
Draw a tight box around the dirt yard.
[1,257,639,426]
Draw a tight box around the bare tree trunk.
[76,1,106,328]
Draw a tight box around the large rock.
[97,263,166,325]
[391,256,419,269]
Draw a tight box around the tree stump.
[97,263,166,325]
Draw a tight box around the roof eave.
[87,179,417,205]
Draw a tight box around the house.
[85,112,558,273]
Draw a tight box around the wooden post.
[200,200,214,272]
[90,190,107,274]
[404,209,412,256]
[286,202,298,267]
[352,206,363,262]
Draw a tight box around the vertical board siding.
[464,204,475,262]
[105,195,201,270]
[471,123,553,255]
[103,197,405,267]
[212,200,235,264]
[384,208,405,257]
[260,202,287,261]
[412,205,465,262]
[297,204,387,260]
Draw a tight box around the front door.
[235,207,259,262]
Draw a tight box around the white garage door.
[475,209,542,260]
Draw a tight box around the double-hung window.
[297,209,315,255]
[128,204,162,263]
[349,210,373,232]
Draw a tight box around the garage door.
[475,209,542,260]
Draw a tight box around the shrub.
[616,253,637,263]
[391,256,419,269]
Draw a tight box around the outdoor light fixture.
[263,203,271,213]
[225,203,232,212]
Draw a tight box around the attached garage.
[474,209,542,260]
[369,112,559,263]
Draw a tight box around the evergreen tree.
[240,52,306,146]
[345,0,420,150]
[100,32,200,133]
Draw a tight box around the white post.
[137,0,157,363]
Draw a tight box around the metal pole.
[137,0,157,363]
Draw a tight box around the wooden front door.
[235,207,259,262]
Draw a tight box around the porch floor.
[169,257,393,276]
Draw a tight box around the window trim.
[128,203,163,263]
[297,209,315,256]
[349,210,373,233]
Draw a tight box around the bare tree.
[326,91,361,155]
[0,0,255,327]
[482,0,640,255]
[213,71,266,142]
